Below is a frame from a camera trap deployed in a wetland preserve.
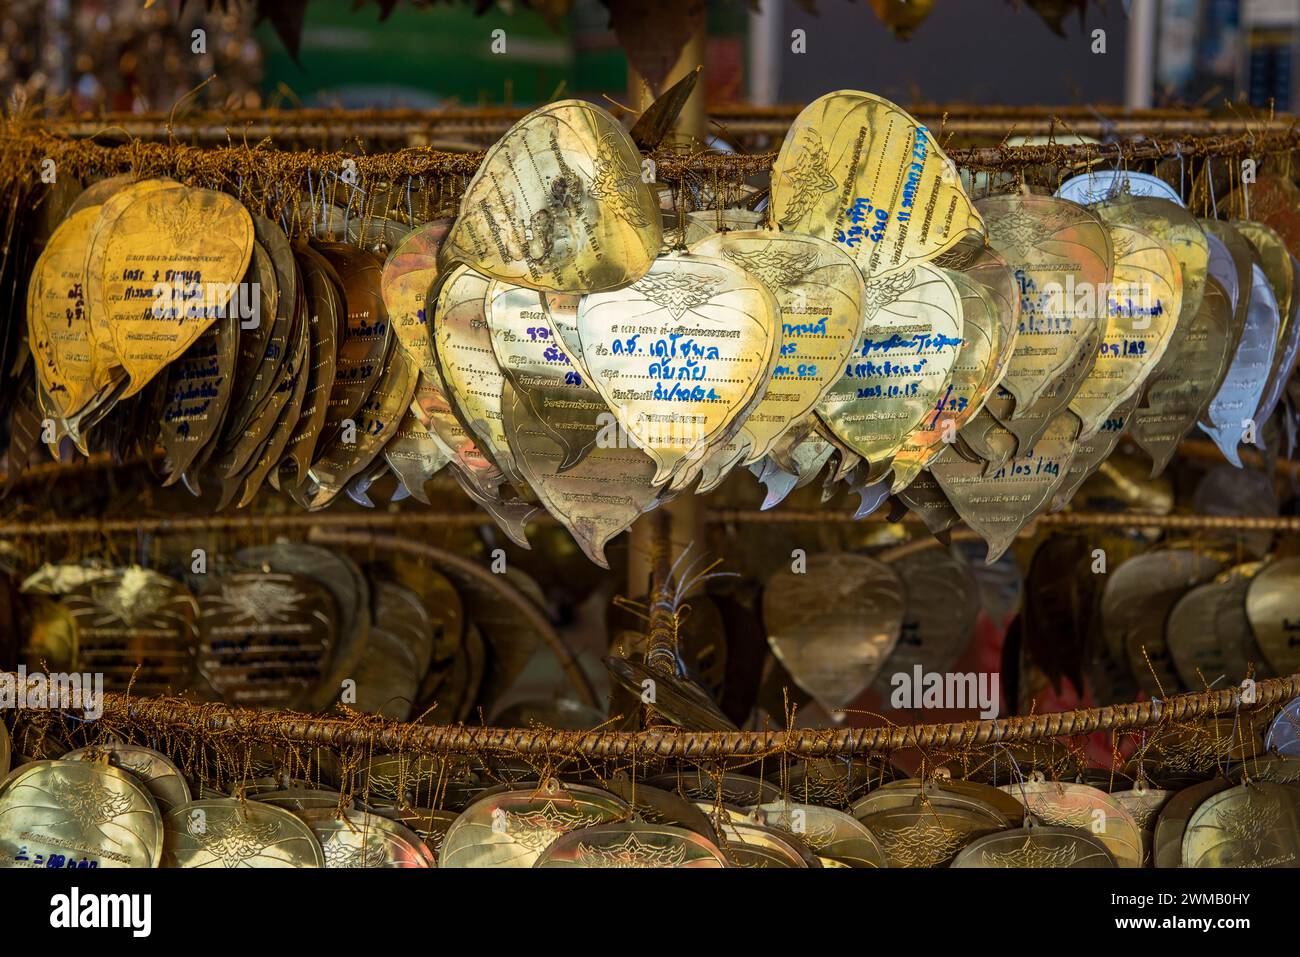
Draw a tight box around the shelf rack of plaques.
[5,97,1300,868]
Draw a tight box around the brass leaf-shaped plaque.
[951,826,1116,868]
[873,549,980,701]
[162,799,324,868]
[439,780,629,868]
[1235,220,1295,356]
[203,264,293,505]
[1070,223,1183,438]
[536,821,728,868]
[1094,197,1209,371]
[956,405,1018,469]
[433,264,524,484]
[439,100,660,293]
[197,571,337,709]
[28,207,102,421]
[64,566,199,697]
[313,241,392,450]
[762,554,903,716]
[986,304,1103,453]
[380,218,452,379]
[502,380,659,568]
[688,229,866,490]
[895,467,963,537]
[235,306,312,508]
[486,281,602,470]
[978,194,1112,412]
[1055,170,1185,207]
[577,252,781,486]
[84,178,183,390]
[1000,780,1143,868]
[62,744,191,814]
[1245,557,1300,676]
[933,235,1020,411]
[277,250,338,490]
[1254,251,1300,429]
[890,268,998,491]
[1199,264,1278,465]
[1167,563,1261,688]
[817,263,963,474]
[750,801,887,867]
[302,809,432,868]
[540,291,594,385]
[1200,221,1252,321]
[0,761,163,869]
[856,804,1000,868]
[771,90,983,279]
[1152,777,1233,867]
[410,360,537,548]
[1182,782,1300,868]
[1129,275,1234,476]
[308,349,418,509]
[234,543,369,712]
[219,243,285,447]
[158,311,239,484]
[1049,399,1138,511]
[100,187,253,397]
[350,625,419,721]
[931,412,1080,563]
[751,433,835,510]
[384,402,453,504]
[1101,550,1224,696]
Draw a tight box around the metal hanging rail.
[8,671,1293,759]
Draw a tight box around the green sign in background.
[259,0,628,108]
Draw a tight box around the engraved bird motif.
[504,801,600,851]
[90,567,177,626]
[1111,230,1136,261]
[982,837,1081,868]
[1031,801,1096,830]
[722,248,818,291]
[192,815,283,867]
[876,818,967,867]
[635,272,726,320]
[156,192,208,249]
[988,207,1056,257]
[219,579,302,624]
[573,833,689,868]
[778,130,838,229]
[1215,797,1281,855]
[323,835,390,868]
[50,776,133,827]
[589,133,650,228]
[862,268,917,317]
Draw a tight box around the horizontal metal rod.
[0,507,1294,538]
[706,510,1300,532]
[12,673,1295,759]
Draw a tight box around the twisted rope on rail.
[2,125,1296,194]
[9,673,1295,760]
